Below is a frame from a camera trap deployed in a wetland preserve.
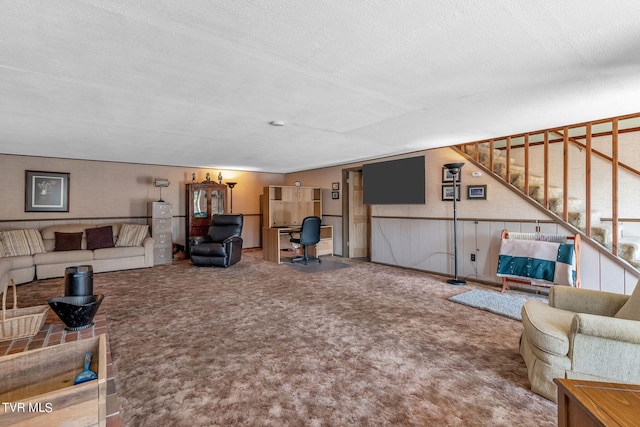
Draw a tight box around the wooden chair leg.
[501,277,510,293]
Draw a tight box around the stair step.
[511,173,545,190]
[465,145,504,166]
[568,212,585,230]
[463,149,637,265]
[619,238,640,268]
[548,198,584,215]
[530,185,564,200]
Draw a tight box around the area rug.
[16,251,556,426]
[448,289,548,321]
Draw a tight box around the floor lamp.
[226,182,237,213]
[444,162,466,286]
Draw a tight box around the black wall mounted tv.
[362,155,425,204]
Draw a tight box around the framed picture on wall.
[442,167,461,183]
[332,191,340,199]
[467,185,487,200]
[441,184,461,201]
[332,182,340,190]
[25,170,70,212]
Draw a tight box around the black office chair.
[290,216,322,265]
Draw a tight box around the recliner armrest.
[571,313,640,345]
[190,236,211,246]
[222,235,242,245]
[550,286,628,316]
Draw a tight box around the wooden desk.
[555,378,640,427]
[263,226,333,263]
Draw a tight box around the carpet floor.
[17,249,556,426]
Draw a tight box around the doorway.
[342,168,370,259]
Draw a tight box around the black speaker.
[64,265,94,296]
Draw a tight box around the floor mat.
[448,289,548,321]
[283,258,351,273]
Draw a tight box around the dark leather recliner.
[190,214,244,267]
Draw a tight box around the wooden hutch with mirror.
[185,181,227,257]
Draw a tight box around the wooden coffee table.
[555,378,640,427]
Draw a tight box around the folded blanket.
[496,239,576,286]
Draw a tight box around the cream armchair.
[520,283,640,402]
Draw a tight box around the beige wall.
[285,147,639,294]
[3,148,637,292]
[287,147,548,220]
[0,154,284,247]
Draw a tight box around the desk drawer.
[313,239,333,256]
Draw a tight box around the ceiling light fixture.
[269,120,285,126]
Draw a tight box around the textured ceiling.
[1,1,640,173]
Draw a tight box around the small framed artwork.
[441,184,461,201]
[467,185,487,200]
[332,191,340,199]
[25,170,70,212]
[332,182,340,190]
[442,167,461,183]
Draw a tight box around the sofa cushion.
[94,246,144,260]
[521,300,575,356]
[55,232,83,251]
[116,224,148,247]
[86,226,115,250]
[41,224,92,251]
[0,258,8,277]
[0,230,32,257]
[615,281,640,321]
[33,250,94,265]
[0,255,34,270]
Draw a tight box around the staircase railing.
[454,112,640,268]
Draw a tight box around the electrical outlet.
[470,253,476,262]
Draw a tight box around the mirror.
[194,189,208,217]
[211,190,224,214]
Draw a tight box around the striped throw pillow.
[115,224,149,247]
[24,229,46,254]
[0,230,31,257]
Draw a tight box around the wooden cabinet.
[262,185,322,228]
[555,378,640,427]
[148,201,173,265]
[186,181,227,256]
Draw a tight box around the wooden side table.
[555,378,640,427]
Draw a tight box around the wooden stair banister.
[550,131,640,178]
[451,111,640,271]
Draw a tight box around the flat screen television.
[363,155,425,204]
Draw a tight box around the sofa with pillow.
[0,229,41,285]
[0,223,154,284]
[520,283,640,402]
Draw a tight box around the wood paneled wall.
[371,216,639,295]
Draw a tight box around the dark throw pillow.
[86,226,115,250]
[54,232,83,251]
